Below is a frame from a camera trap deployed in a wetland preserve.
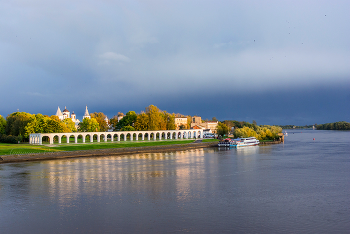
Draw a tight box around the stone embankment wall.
[0,142,217,164]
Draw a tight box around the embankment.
[0,142,217,164]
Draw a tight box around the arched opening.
[77,134,83,143]
[126,133,132,141]
[120,134,125,141]
[107,134,112,142]
[84,134,90,143]
[113,134,119,141]
[61,135,67,143]
[53,135,59,144]
[92,134,98,142]
[42,136,50,144]
[68,134,75,143]
[101,134,105,142]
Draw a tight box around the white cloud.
[99,52,131,63]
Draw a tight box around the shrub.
[0,134,21,144]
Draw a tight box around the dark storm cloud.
[0,0,349,124]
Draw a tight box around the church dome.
[63,106,69,112]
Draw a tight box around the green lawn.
[0,139,196,155]
[202,139,219,142]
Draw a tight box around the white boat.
[232,137,260,147]
[218,137,259,148]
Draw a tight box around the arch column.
[97,134,100,142]
[124,134,127,141]
[142,134,144,141]
[75,135,78,143]
[104,134,107,142]
[90,134,93,142]
[82,135,86,143]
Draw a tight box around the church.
[55,106,91,126]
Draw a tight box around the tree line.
[0,105,180,143]
[217,120,282,141]
[316,121,350,130]
[109,105,176,131]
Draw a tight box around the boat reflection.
[235,146,259,156]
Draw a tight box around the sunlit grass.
[0,139,196,155]
[202,139,219,142]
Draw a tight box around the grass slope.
[0,140,195,156]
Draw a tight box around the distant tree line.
[316,121,350,130]
[279,125,314,129]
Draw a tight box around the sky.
[1,0,349,125]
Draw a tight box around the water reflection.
[25,149,207,206]
[236,146,259,156]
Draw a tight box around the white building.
[55,106,82,125]
[83,106,91,119]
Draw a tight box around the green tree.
[5,112,33,138]
[134,112,149,131]
[166,112,176,130]
[46,116,66,133]
[115,111,137,130]
[234,126,258,138]
[109,115,119,130]
[63,118,77,132]
[25,114,47,137]
[187,115,192,129]
[121,126,135,131]
[90,112,109,132]
[179,124,186,130]
[79,118,100,132]
[217,122,229,136]
[146,105,162,130]
[0,115,6,134]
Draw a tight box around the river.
[1,130,349,233]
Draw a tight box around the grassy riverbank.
[0,140,196,155]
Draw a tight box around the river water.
[1,130,349,233]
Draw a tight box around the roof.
[56,106,63,117]
[62,106,69,112]
[192,125,202,129]
[83,106,90,117]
